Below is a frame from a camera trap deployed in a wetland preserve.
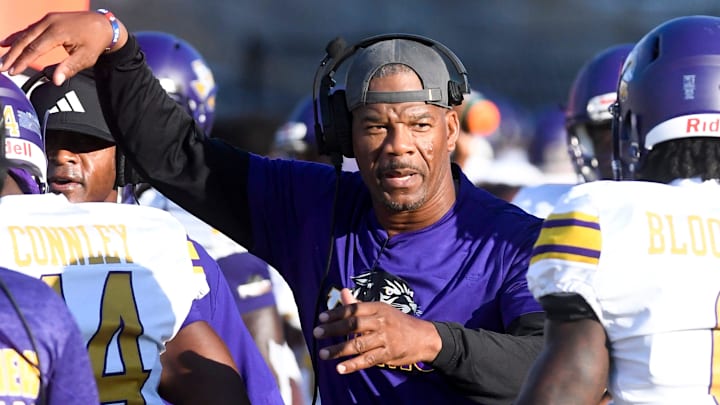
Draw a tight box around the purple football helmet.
[615,16,720,180]
[272,95,316,158]
[0,73,46,194]
[566,43,634,182]
[135,31,217,135]
[529,104,575,181]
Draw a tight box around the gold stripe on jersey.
[545,211,599,223]
[531,211,602,266]
[711,293,720,399]
[186,241,205,274]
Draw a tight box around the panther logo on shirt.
[351,269,422,316]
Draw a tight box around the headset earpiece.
[115,153,143,188]
[448,81,465,107]
[328,90,354,158]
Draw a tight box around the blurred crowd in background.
[73,0,720,188]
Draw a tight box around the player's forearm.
[515,318,608,405]
[161,321,251,405]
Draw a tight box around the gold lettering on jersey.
[26,227,49,265]
[7,224,135,267]
[664,214,688,254]
[42,226,69,265]
[710,218,720,257]
[0,349,39,398]
[646,211,720,257]
[9,226,31,266]
[109,225,133,262]
[61,226,85,265]
[93,225,134,264]
[688,215,708,256]
[76,225,103,265]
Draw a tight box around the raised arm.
[1,12,254,247]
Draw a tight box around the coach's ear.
[446,108,460,153]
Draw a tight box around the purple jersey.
[247,156,543,404]
[218,252,276,314]
[0,267,99,404]
[184,239,283,405]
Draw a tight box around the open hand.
[313,288,442,374]
[0,11,129,85]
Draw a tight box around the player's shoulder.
[484,187,544,227]
[84,201,190,231]
[552,180,660,208]
[571,179,678,196]
[457,185,545,253]
[2,193,178,220]
[512,182,576,218]
[513,183,575,200]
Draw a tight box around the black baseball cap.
[29,68,114,143]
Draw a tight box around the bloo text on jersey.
[646,211,720,256]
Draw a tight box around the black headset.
[21,67,142,188]
[312,33,471,161]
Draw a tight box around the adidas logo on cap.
[48,91,86,113]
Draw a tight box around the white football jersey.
[528,179,720,404]
[137,188,304,324]
[0,193,208,405]
[138,188,246,259]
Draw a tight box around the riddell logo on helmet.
[4,138,32,158]
[686,117,720,133]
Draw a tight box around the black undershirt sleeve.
[429,312,545,404]
[94,35,254,248]
[427,294,598,403]
[538,293,598,322]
